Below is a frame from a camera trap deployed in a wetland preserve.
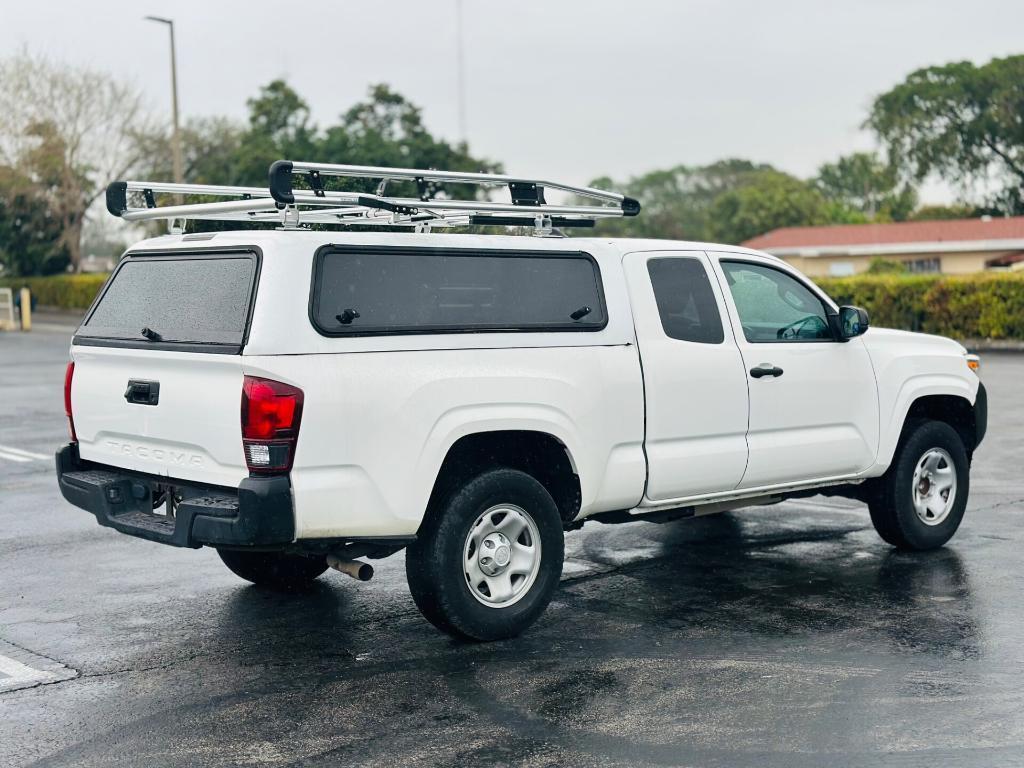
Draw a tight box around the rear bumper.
[56,443,294,549]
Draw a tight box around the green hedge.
[817,273,1024,340]
[3,270,1023,340]
[0,274,109,310]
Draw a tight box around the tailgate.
[70,248,259,487]
[71,346,247,487]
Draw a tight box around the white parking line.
[0,444,49,462]
[0,653,60,692]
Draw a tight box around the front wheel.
[868,420,969,551]
[405,468,565,641]
[217,549,328,591]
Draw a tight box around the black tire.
[405,468,565,642]
[217,549,328,591]
[868,419,969,551]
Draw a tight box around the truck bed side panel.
[249,345,646,538]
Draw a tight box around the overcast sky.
[4,0,1023,203]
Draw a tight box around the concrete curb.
[960,339,1024,352]
[29,324,78,334]
[20,306,82,335]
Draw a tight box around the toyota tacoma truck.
[57,162,986,641]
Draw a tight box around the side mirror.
[838,305,870,338]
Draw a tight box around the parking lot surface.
[1,328,1023,767]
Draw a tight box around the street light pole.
[455,0,467,143]
[145,16,183,185]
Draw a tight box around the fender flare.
[409,404,585,519]
[875,374,978,468]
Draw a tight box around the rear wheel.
[217,549,328,591]
[406,468,564,641]
[868,420,969,551]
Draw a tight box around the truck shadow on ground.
[559,511,978,660]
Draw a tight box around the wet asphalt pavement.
[1,328,1023,767]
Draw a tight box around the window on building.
[906,258,941,274]
[828,262,855,277]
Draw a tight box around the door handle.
[749,363,784,379]
[124,379,160,405]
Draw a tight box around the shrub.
[0,273,109,310]
[865,257,907,274]
[817,272,1024,340]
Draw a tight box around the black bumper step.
[56,445,294,549]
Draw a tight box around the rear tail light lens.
[241,375,303,473]
[64,362,77,442]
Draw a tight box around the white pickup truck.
[57,163,986,641]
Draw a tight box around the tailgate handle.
[124,379,160,406]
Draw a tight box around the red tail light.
[241,375,303,474]
[64,362,77,442]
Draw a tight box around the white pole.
[145,16,183,186]
[456,0,467,143]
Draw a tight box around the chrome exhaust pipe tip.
[327,554,374,581]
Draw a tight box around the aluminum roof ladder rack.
[105,160,641,235]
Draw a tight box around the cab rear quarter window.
[74,248,260,354]
[647,257,725,344]
[310,245,608,337]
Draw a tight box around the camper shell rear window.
[74,248,260,354]
[310,245,607,337]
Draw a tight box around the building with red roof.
[742,216,1024,277]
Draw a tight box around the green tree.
[706,170,832,244]
[135,117,247,185]
[0,52,151,271]
[585,159,777,240]
[319,84,500,199]
[0,165,68,275]
[907,203,978,221]
[865,257,908,274]
[584,167,703,240]
[868,55,1024,214]
[136,82,497,206]
[247,80,316,149]
[234,80,320,185]
[815,151,917,220]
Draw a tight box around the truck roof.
[127,230,777,262]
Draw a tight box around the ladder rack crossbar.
[121,181,272,198]
[286,192,626,217]
[285,161,626,204]
[105,159,641,233]
[119,197,282,222]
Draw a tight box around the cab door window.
[720,261,832,342]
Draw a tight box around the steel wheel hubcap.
[464,504,541,607]
[911,447,957,526]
